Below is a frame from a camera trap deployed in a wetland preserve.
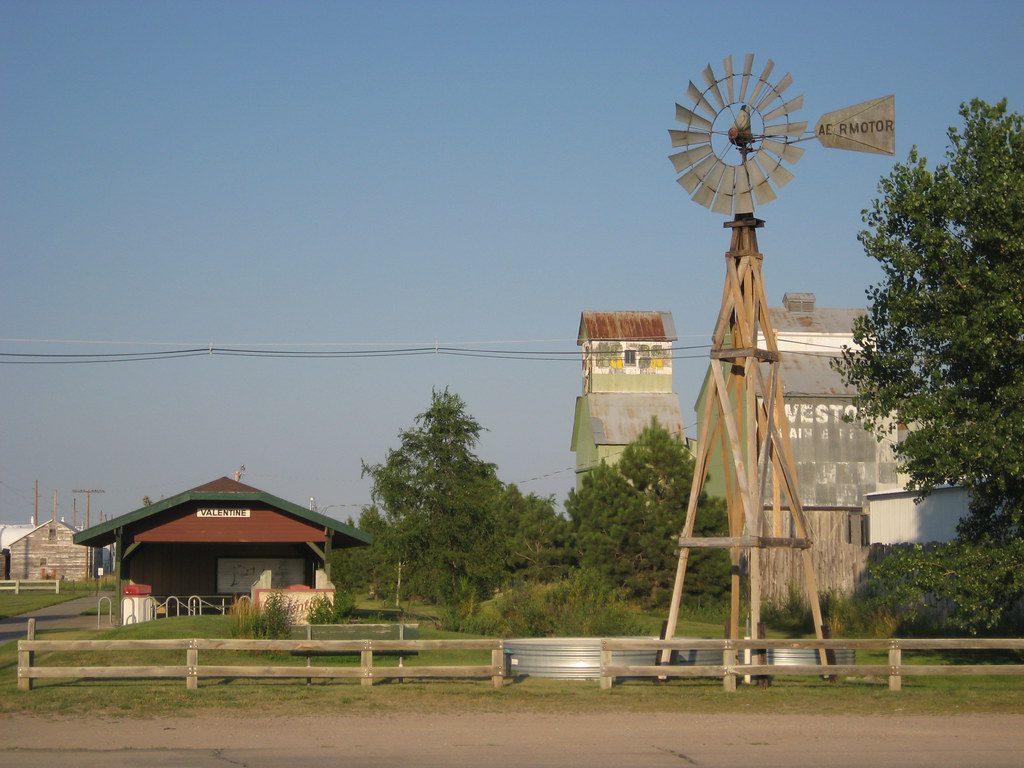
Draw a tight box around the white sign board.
[815,95,895,155]
[216,557,305,593]
[197,508,251,518]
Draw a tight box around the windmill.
[663,54,894,669]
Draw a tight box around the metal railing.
[96,596,113,629]
[153,595,231,618]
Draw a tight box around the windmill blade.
[762,157,796,188]
[675,103,714,132]
[712,166,737,215]
[763,120,808,137]
[735,186,754,215]
[703,64,726,111]
[692,183,716,209]
[739,53,754,102]
[745,158,778,205]
[761,138,805,165]
[669,143,713,174]
[762,94,804,123]
[676,152,718,193]
[754,72,793,112]
[692,159,727,208]
[669,129,712,148]
[735,165,754,195]
[723,55,735,103]
[746,59,775,107]
[686,81,718,120]
[730,165,755,215]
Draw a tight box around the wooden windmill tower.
[662,54,894,658]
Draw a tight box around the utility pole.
[74,488,105,578]
[34,480,39,527]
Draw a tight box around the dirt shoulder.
[2,712,1023,768]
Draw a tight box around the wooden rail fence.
[17,620,504,691]
[599,637,1024,691]
[1,579,60,594]
[16,619,1024,693]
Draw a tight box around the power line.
[0,336,855,365]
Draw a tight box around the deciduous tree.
[361,388,506,603]
[837,99,1024,541]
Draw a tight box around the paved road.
[0,592,114,644]
[1,712,1023,767]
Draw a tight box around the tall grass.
[761,584,900,638]
[229,593,292,639]
[446,568,646,637]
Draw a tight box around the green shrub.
[305,593,336,625]
[868,540,1024,636]
[229,594,293,639]
[447,568,645,637]
[305,590,357,624]
[332,589,356,620]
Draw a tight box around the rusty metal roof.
[578,311,677,344]
[583,393,684,445]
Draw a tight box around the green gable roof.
[73,477,372,548]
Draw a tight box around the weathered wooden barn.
[73,477,372,598]
[6,519,87,580]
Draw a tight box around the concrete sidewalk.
[0,592,115,645]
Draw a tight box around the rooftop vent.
[782,292,816,312]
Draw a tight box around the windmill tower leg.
[663,214,827,669]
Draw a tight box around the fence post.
[55,579,60,594]
[599,640,614,690]
[17,618,35,692]
[491,642,505,689]
[186,640,198,690]
[361,642,374,687]
[15,580,21,595]
[305,624,313,686]
[888,642,902,692]
[722,641,737,692]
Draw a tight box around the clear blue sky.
[2,1,1022,524]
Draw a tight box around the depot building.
[73,477,372,597]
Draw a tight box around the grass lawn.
[0,581,106,619]
[2,613,1024,717]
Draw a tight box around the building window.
[847,513,869,546]
[623,349,637,366]
[39,558,47,566]
[49,526,57,541]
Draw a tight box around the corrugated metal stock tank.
[503,637,853,679]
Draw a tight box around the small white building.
[864,486,970,545]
